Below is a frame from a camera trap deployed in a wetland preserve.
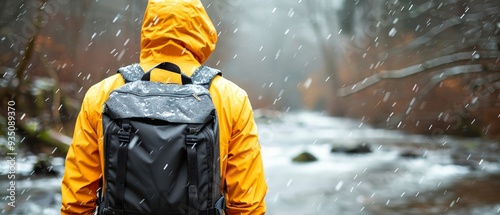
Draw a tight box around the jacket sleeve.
[61,93,102,215]
[225,94,268,215]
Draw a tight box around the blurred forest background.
[1,0,499,155]
[0,0,500,214]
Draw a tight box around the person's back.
[61,0,267,214]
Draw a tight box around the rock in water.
[331,143,372,154]
[399,149,425,158]
[33,159,58,176]
[292,151,318,162]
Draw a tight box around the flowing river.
[1,111,499,214]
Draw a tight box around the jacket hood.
[140,0,217,75]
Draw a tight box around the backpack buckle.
[118,120,131,143]
[186,134,198,145]
[186,126,198,134]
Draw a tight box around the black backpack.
[99,62,225,215]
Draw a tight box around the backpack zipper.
[113,90,208,100]
[101,119,116,208]
[201,125,218,206]
[192,93,201,102]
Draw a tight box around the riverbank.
[372,173,500,215]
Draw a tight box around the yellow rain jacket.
[61,0,267,214]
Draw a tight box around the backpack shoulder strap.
[117,63,144,83]
[191,66,222,89]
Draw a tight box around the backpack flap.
[105,81,213,124]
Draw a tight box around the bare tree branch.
[339,51,500,96]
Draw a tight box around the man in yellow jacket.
[61,0,268,214]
